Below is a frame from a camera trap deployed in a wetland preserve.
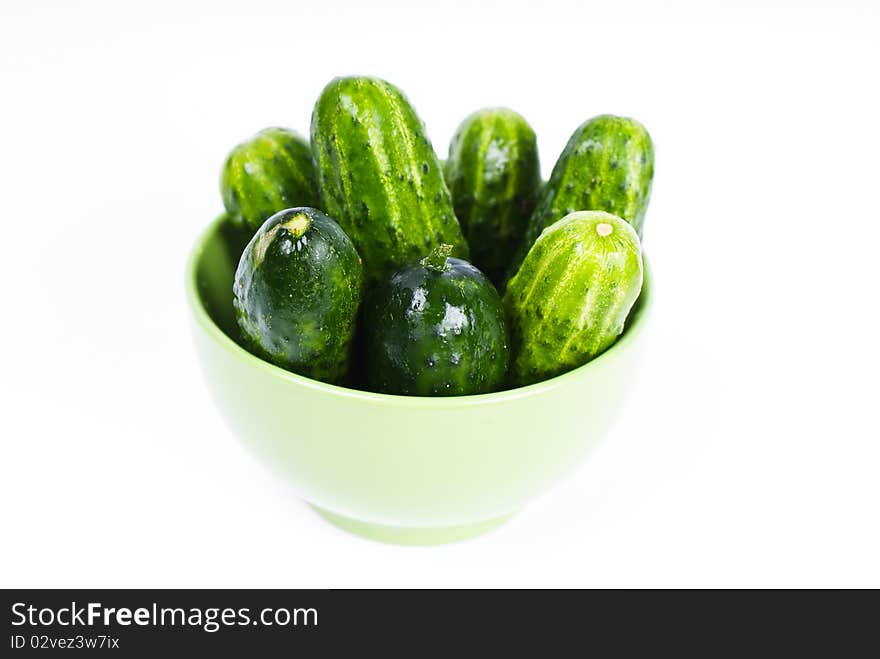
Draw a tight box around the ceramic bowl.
[186,214,653,544]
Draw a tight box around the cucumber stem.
[421,244,453,271]
[282,213,311,239]
[596,223,613,237]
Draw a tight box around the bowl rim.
[186,213,654,409]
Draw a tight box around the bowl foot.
[309,505,517,545]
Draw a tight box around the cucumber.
[365,245,509,396]
[221,127,319,232]
[504,210,643,386]
[310,76,469,286]
[511,115,653,276]
[446,108,540,286]
[233,207,363,384]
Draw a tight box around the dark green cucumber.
[365,245,508,396]
[233,207,363,384]
[221,127,319,232]
[504,210,643,386]
[446,108,540,286]
[310,76,469,286]
[510,115,653,276]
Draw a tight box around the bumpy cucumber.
[310,76,469,286]
[365,245,509,396]
[233,207,363,384]
[446,108,540,286]
[221,127,319,232]
[510,115,653,276]
[504,210,643,386]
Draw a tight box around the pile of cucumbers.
[221,76,654,396]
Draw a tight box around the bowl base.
[310,505,517,546]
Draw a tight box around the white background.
[1,0,878,588]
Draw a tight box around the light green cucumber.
[504,210,643,385]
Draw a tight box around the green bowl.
[186,214,653,545]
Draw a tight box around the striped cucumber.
[446,108,540,286]
[510,115,653,276]
[310,76,469,286]
[221,127,319,232]
[504,210,643,386]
